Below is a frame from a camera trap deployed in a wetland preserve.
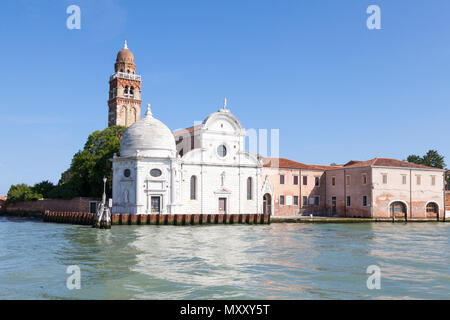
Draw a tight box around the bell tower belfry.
[108,41,142,127]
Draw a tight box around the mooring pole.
[93,177,111,229]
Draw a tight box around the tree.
[406,150,449,189]
[53,126,127,199]
[6,184,42,204]
[422,150,445,169]
[406,154,422,165]
[406,150,446,169]
[31,180,55,198]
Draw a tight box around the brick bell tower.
[108,41,142,127]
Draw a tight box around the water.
[0,216,449,299]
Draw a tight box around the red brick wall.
[5,198,98,214]
[446,191,450,210]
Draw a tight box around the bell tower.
[108,41,142,127]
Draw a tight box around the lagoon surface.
[0,216,449,299]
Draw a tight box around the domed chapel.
[110,43,264,215]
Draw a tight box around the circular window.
[217,145,227,157]
[124,169,131,178]
[150,169,162,177]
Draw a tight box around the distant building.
[264,158,446,219]
[0,196,6,213]
[261,158,340,216]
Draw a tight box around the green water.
[0,216,449,299]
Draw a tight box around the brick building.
[263,157,446,220]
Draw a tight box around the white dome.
[120,105,176,158]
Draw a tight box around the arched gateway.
[390,201,407,219]
[263,193,272,216]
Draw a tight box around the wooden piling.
[120,214,129,225]
[130,215,138,225]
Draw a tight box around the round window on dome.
[217,145,227,157]
[124,169,131,178]
[150,169,162,177]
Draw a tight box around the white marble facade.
[112,102,263,215]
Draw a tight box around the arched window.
[247,177,253,200]
[190,176,197,200]
[124,86,129,95]
[130,86,134,95]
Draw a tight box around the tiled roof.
[263,157,342,171]
[342,158,440,170]
[264,157,442,171]
[173,125,201,136]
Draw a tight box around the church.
[110,42,266,215]
[108,42,447,220]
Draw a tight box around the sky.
[0,0,449,195]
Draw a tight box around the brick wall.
[5,197,99,215]
[446,191,450,209]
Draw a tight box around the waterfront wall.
[5,198,98,216]
[0,199,6,214]
[43,211,270,225]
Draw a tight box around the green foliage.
[6,184,42,204]
[406,150,446,169]
[53,126,127,198]
[407,150,449,189]
[31,180,55,198]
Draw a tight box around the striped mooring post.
[93,203,111,229]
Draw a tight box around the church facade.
[111,103,264,215]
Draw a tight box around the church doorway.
[151,196,161,214]
[219,198,227,214]
[263,193,272,216]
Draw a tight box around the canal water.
[0,216,448,299]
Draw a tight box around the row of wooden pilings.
[43,211,270,226]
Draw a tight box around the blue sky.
[1,0,449,195]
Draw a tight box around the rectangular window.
[286,196,292,206]
[314,196,320,206]
[346,196,351,207]
[362,174,367,185]
[431,175,436,186]
[416,175,421,185]
[293,175,299,185]
[315,177,320,187]
[303,176,308,186]
[331,176,336,186]
[346,175,351,186]
[293,196,299,206]
[362,196,368,207]
[382,174,388,184]
[302,196,308,206]
[280,195,285,205]
[280,175,285,184]
[402,175,407,185]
